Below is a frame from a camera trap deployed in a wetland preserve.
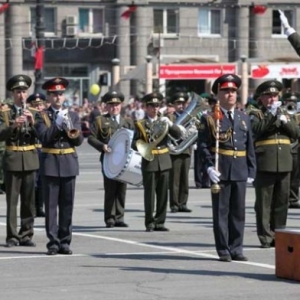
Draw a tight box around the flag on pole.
[0,1,9,14]
[35,46,44,70]
[252,5,267,15]
[121,2,137,19]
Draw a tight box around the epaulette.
[248,108,264,120]
[40,111,52,128]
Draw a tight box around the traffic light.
[98,72,111,86]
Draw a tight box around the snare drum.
[103,128,142,186]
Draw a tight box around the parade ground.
[0,139,299,300]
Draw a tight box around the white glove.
[269,101,282,116]
[278,10,290,29]
[247,178,254,184]
[207,166,221,184]
[160,116,173,127]
[178,125,187,136]
[55,110,66,127]
[278,114,288,124]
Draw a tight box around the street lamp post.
[34,0,45,93]
[111,58,120,90]
[145,55,153,94]
[240,55,248,108]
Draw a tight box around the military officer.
[88,91,134,228]
[198,74,256,262]
[35,77,84,255]
[27,93,46,217]
[0,101,6,194]
[249,80,299,248]
[167,91,192,213]
[132,92,183,232]
[281,91,300,209]
[0,75,39,247]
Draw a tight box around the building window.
[153,8,179,35]
[198,9,221,36]
[79,8,104,34]
[272,9,294,35]
[30,7,56,36]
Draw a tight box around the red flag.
[252,5,267,15]
[35,46,44,70]
[121,3,137,19]
[0,3,9,14]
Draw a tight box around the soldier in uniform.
[35,77,84,255]
[27,93,46,217]
[132,92,183,232]
[249,80,299,248]
[198,74,256,262]
[281,91,300,208]
[0,75,39,247]
[0,100,6,194]
[167,91,192,213]
[88,91,134,228]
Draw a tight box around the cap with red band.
[212,74,241,95]
[42,77,69,92]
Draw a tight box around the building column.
[237,7,249,59]
[116,6,131,100]
[132,6,149,96]
[6,4,25,85]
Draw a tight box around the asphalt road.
[0,139,299,300]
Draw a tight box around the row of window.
[31,7,294,37]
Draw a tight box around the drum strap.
[136,120,148,142]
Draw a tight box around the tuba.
[167,92,210,155]
[136,119,169,161]
[61,109,80,139]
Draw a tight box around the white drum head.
[104,129,133,178]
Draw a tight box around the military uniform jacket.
[87,113,135,162]
[0,105,39,171]
[34,107,84,177]
[288,32,300,57]
[132,116,182,172]
[249,107,298,172]
[198,109,256,181]
[167,113,191,156]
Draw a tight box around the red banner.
[159,64,237,80]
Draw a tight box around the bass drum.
[103,128,142,186]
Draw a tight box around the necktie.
[227,111,234,125]
[112,116,118,124]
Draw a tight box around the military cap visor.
[42,77,69,91]
[6,75,32,91]
[102,91,124,104]
[255,80,283,96]
[27,93,46,104]
[142,92,163,105]
[171,92,189,103]
[212,74,241,95]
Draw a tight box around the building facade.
[1,0,300,102]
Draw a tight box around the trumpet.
[20,101,31,139]
[279,102,297,116]
[61,109,80,139]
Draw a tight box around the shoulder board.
[0,108,11,113]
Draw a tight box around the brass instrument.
[278,102,297,116]
[167,92,210,155]
[61,109,80,139]
[136,119,169,161]
[20,101,31,139]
